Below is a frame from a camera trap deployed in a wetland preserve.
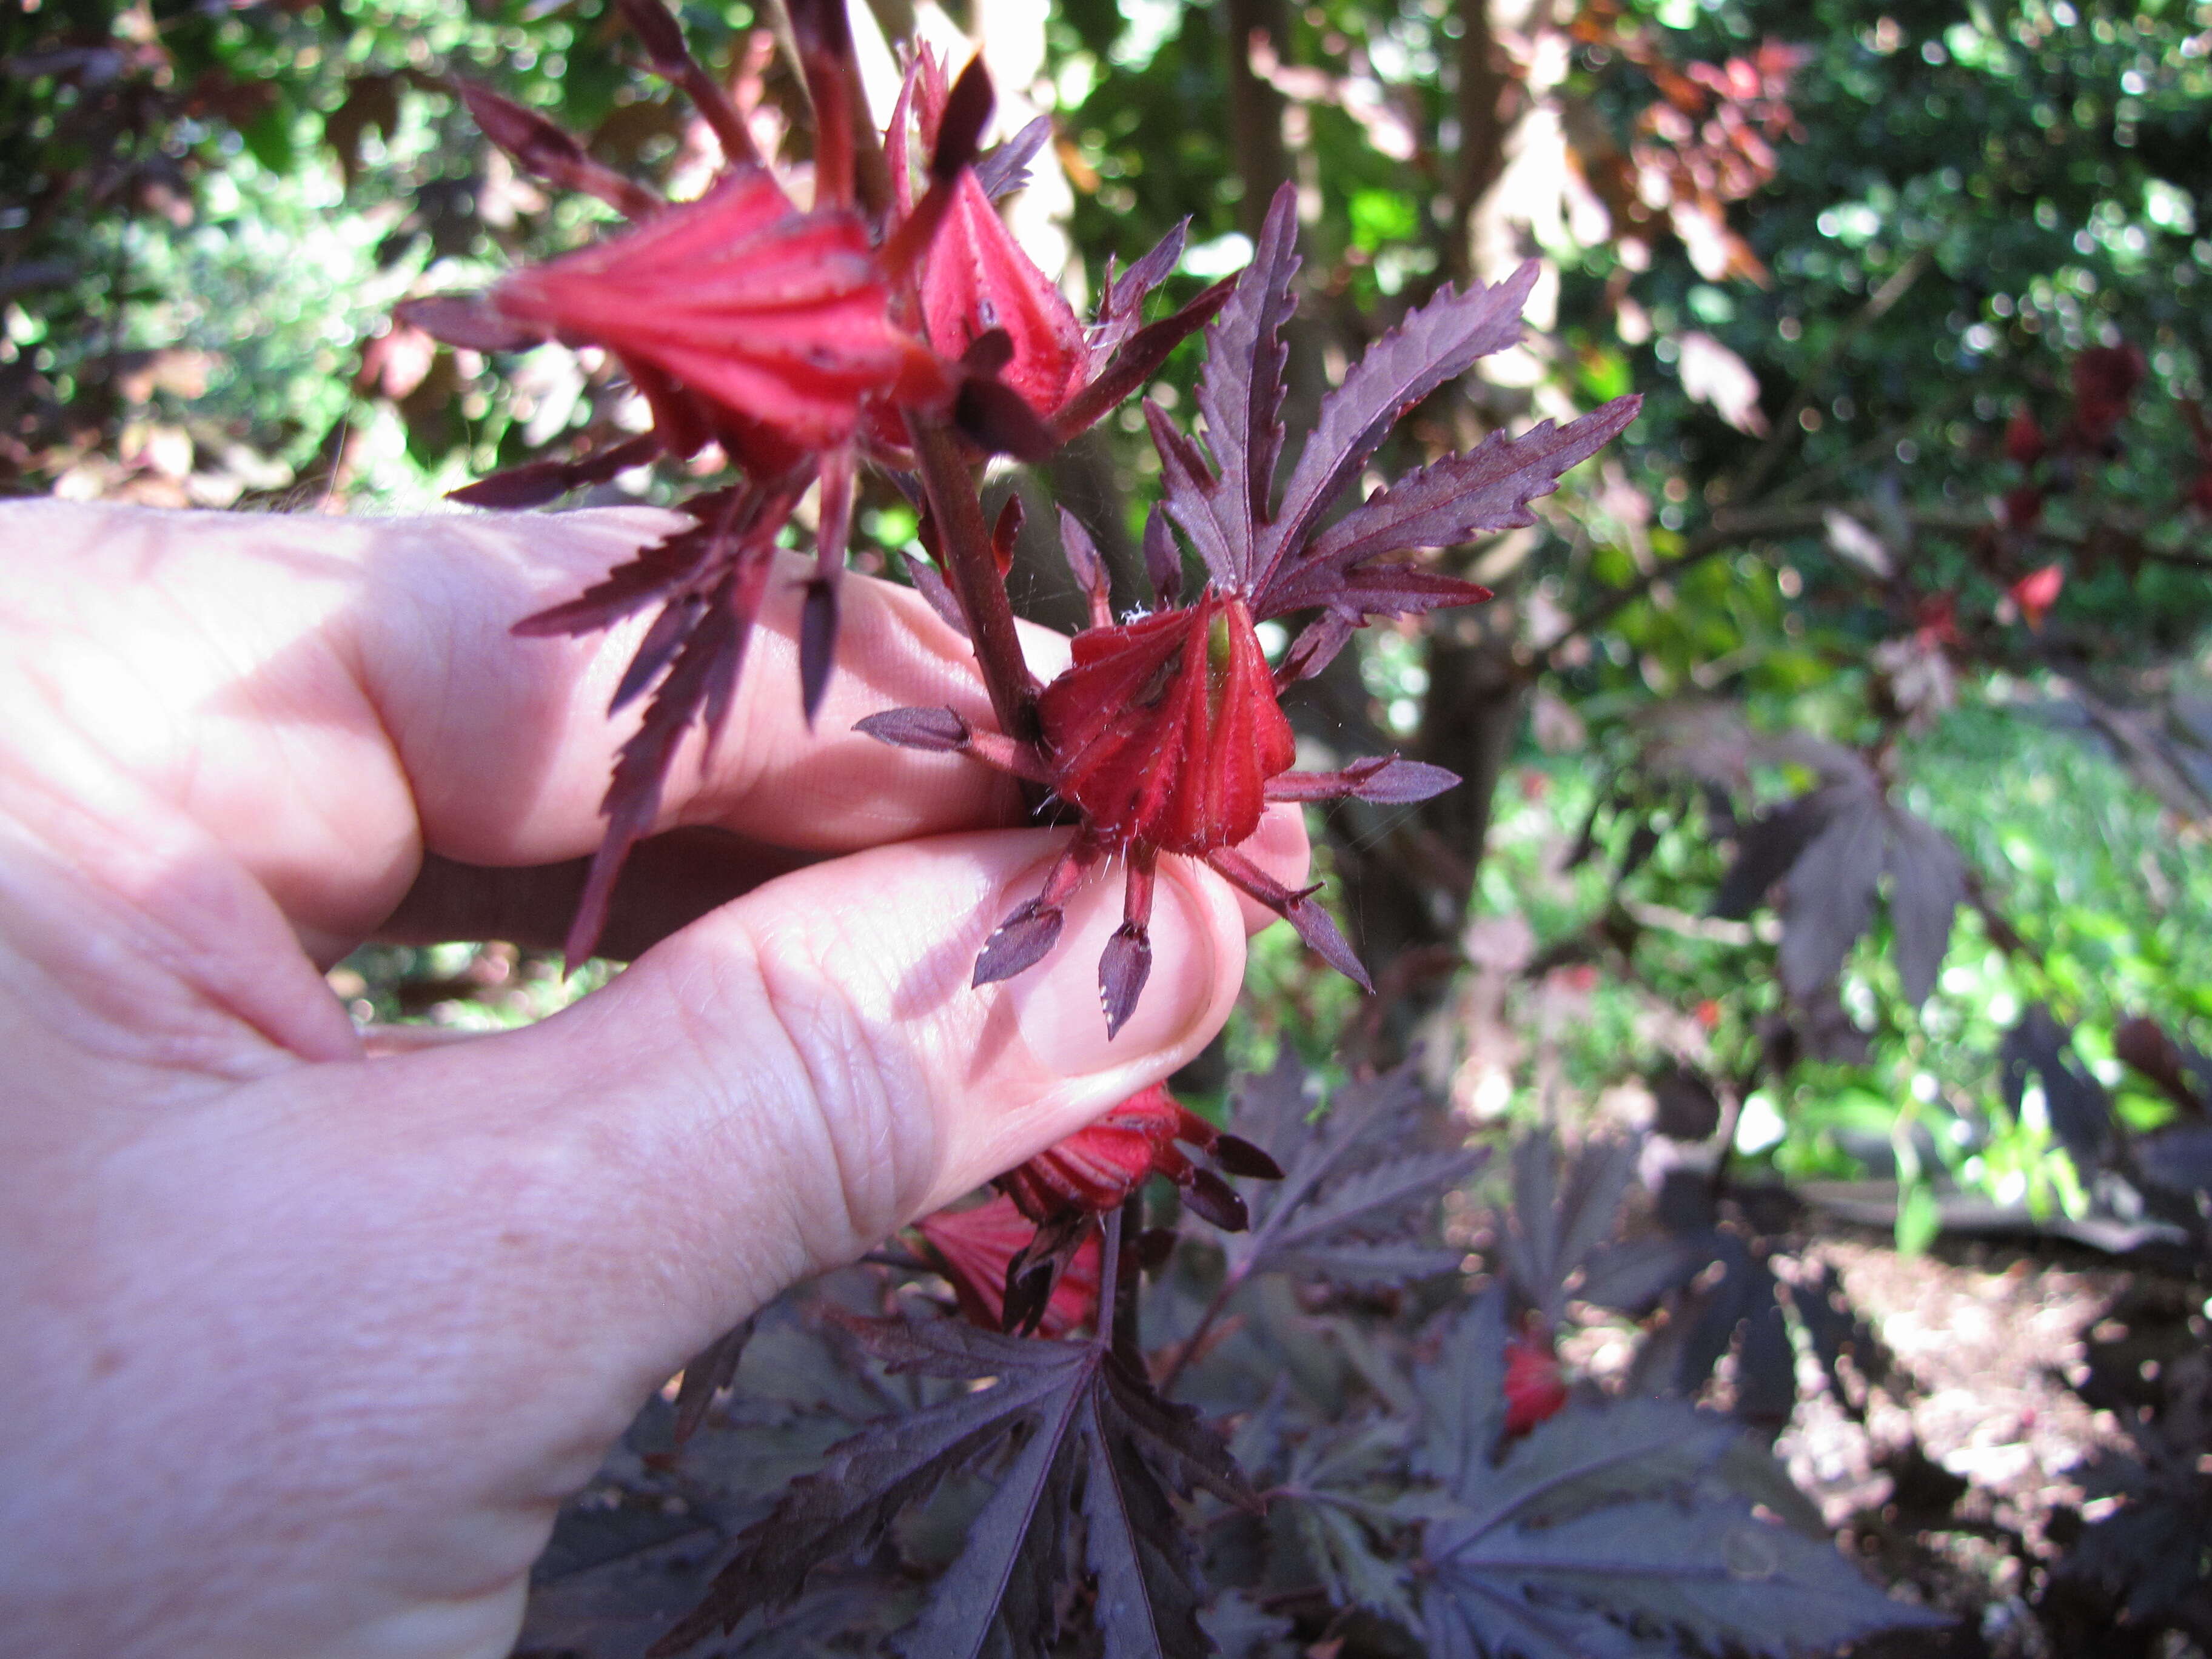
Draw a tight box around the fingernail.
[1010,861,1219,1077]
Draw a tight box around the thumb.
[422,824,1275,1359]
[30,823,1293,1659]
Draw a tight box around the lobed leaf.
[1227,1058,1482,1290]
[1778,788,1886,1000]
[1999,1004,2116,1173]
[1418,1396,1945,1658]
[974,114,1051,201]
[1259,398,1638,623]
[1259,261,1541,593]
[1497,1132,1638,1328]
[1883,805,1965,1005]
[1191,181,1302,587]
[1095,221,1190,359]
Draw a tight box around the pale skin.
[0,499,1308,1658]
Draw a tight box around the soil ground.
[1773,1222,2204,1658]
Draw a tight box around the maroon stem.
[903,412,1041,745]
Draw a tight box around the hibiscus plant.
[396,5,1946,1654]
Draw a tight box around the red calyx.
[488,170,951,474]
[996,1083,1282,1233]
[2009,563,2064,629]
[923,170,1088,420]
[917,1195,1101,1338]
[1037,591,1296,857]
[1502,1327,1568,1435]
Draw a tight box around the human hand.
[0,499,1306,1658]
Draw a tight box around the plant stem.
[903,412,1041,745]
[1109,1196,1142,1359]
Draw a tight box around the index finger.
[1,500,1062,959]
[351,506,1067,865]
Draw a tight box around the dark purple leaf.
[1779,789,1887,999]
[1574,1235,1708,1315]
[1649,1062,1722,1142]
[973,900,1065,987]
[393,293,548,353]
[1212,846,1372,993]
[1199,1594,1294,1659]
[648,1322,1085,1655]
[1141,504,1184,608]
[1790,1261,1889,1419]
[1667,1233,1792,1422]
[1227,1057,1483,1290]
[854,706,971,752]
[447,434,661,510]
[1258,261,1541,593]
[564,566,752,967]
[1734,1263,1797,1429]
[1265,754,1460,805]
[1146,400,1242,586]
[1322,560,1495,621]
[654,1305,1253,1659]
[1261,397,1634,622]
[457,81,662,220]
[1098,922,1152,1041]
[1278,611,1353,682]
[1711,788,1839,920]
[672,1318,755,1448]
[1058,505,1112,623]
[1053,275,1237,442]
[1094,220,1189,359]
[1882,805,1964,1005]
[609,595,703,714]
[513,486,743,639]
[1498,1132,1638,1327]
[1419,1395,1945,1659]
[974,114,1051,200]
[1999,1004,2115,1173]
[1191,181,1301,586]
[899,548,970,636]
[1413,1287,1512,1492]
